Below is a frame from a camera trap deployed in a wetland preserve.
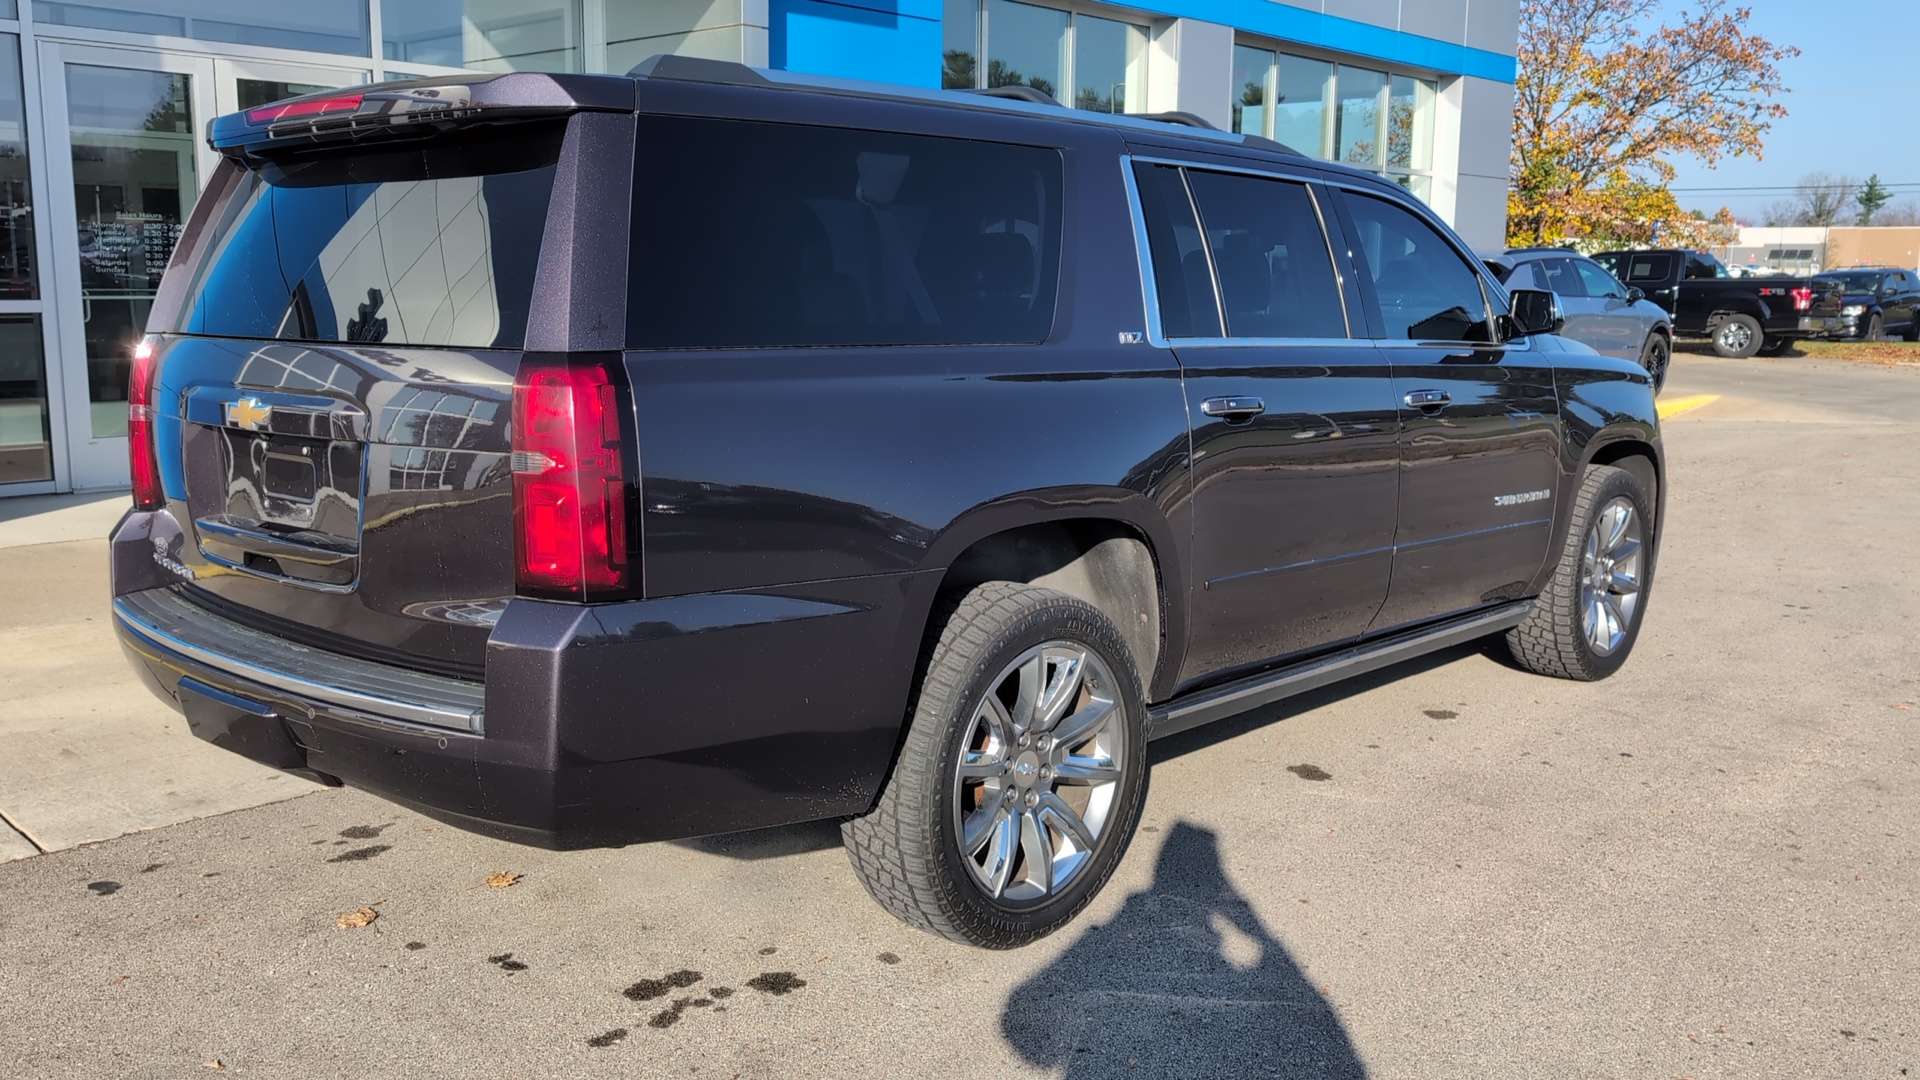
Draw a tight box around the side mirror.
[1626,285,1646,303]
[1503,288,1565,339]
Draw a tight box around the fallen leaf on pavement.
[109,975,128,986]
[336,906,378,928]
[203,1061,224,1070]
[485,871,522,889]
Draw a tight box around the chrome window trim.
[1121,152,1359,350]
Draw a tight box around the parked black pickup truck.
[111,59,1665,948]
[1593,248,1844,358]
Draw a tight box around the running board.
[1146,601,1533,740]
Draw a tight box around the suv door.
[1131,161,1398,683]
[1571,257,1646,359]
[1333,187,1562,629]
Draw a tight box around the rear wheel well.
[939,521,1162,687]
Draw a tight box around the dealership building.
[0,0,1519,495]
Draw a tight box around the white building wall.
[1145,18,1234,129]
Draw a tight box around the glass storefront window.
[0,2,14,20]
[1071,13,1146,114]
[1231,45,1274,139]
[950,1,1145,114]
[236,78,328,112]
[985,0,1066,101]
[0,34,35,302]
[1388,75,1436,172]
[605,0,750,73]
[1335,64,1386,167]
[942,0,978,90]
[1275,54,1333,157]
[0,315,51,485]
[32,1,369,56]
[65,64,198,439]
[383,0,579,73]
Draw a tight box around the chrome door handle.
[1405,389,1451,408]
[1200,396,1265,420]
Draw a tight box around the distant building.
[1721,225,1920,277]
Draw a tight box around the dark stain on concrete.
[1286,764,1332,782]
[327,845,392,863]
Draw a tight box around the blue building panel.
[773,0,1516,87]
[770,0,944,87]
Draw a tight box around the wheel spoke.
[1019,809,1054,895]
[1602,594,1627,640]
[1047,696,1113,750]
[962,785,1012,855]
[1602,503,1632,551]
[983,808,1019,897]
[1052,754,1120,785]
[957,749,1006,781]
[1586,594,1609,650]
[1609,537,1641,569]
[1034,649,1085,732]
[1609,568,1640,595]
[1038,791,1098,852]
[1009,654,1043,734]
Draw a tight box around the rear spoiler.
[207,72,635,160]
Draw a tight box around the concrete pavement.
[0,490,317,860]
[0,352,1915,1077]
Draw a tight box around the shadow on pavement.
[1001,821,1367,1078]
[669,817,845,859]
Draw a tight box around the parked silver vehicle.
[1487,248,1675,392]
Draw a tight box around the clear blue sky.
[1660,1,1920,222]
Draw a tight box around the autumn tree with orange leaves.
[1509,0,1796,251]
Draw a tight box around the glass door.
[215,57,367,117]
[39,45,363,490]
[39,43,216,490]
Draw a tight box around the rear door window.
[1341,191,1493,342]
[1537,257,1585,297]
[628,116,1062,349]
[1182,169,1347,339]
[1574,259,1626,299]
[1608,253,1672,284]
[175,124,562,349]
[1131,163,1221,339]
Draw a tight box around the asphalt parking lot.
[1,352,1915,1079]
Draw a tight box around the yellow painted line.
[1657,394,1720,420]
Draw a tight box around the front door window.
[64,64,199,439]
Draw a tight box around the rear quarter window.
[627,116,1063,349]
[174,123,563,349]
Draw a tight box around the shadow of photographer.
[1001,821,1367,1078]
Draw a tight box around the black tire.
[1638,331,1671,393]
[1756,337,1791,357]
[1711,314,1762,358]
[1904,314,1920,343]
[1505,464,1655,682]
[1865,313,1883,342]
[842,582,1149,948]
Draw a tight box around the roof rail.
[1136,110,1215,130]
[957,85,1061,107]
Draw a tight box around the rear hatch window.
[171,124,562,349]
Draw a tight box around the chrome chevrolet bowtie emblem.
[225,396,272,431]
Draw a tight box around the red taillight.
[247,93,363,124]
[128,338,163,511]
[1791,286,1813,312]
[511,357,632,600]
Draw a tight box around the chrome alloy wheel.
[952,642,1127,904]
[1717,320,1753,354]
[1580,496,1644,656]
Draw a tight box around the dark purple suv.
[112,57,1664,948]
